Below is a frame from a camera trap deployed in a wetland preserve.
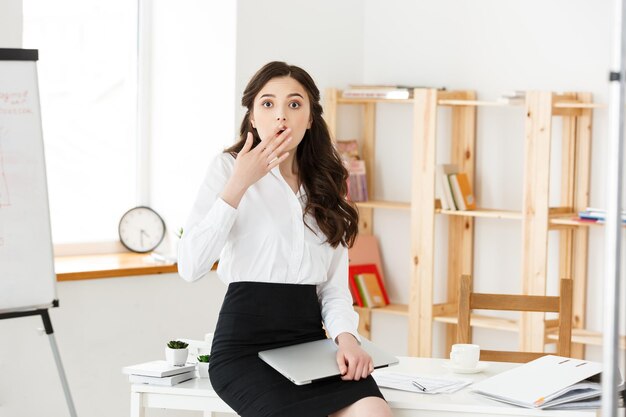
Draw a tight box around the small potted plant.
[197,354,211,378]
[165,340,189,366]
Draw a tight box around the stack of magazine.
[123,360,196,386]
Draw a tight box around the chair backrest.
[457,274,573,363]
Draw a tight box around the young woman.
[178,61,392,417]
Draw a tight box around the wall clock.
[118,206,166,253]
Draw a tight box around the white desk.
[130,357,599,417]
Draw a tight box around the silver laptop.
[258,337,399,385]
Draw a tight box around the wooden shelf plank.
[553,102,605,109]
[354,303,408,316]
[337,97,412,104]
[546,328,626,349]
[338,97,603,108]
[355,200,411,210]
[437,98,603,109]
[438,208,523,220]
[549,214,626,228]
[433,313,518,332]
[437,99,521,107]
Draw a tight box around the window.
[22,1,237,254]
[23,0,138,245]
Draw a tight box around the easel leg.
[41,309,78,417]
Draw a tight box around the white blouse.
[178,152,359,342]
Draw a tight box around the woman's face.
[250,76,312,153]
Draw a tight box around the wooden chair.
[457,274,573,363]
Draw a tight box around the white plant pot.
[197,362,210,378]
[165,347,188,366]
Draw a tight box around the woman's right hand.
[221,126,292,208]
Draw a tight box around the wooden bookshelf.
[326,88,618,358]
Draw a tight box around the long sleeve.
[316,243,361,342]
[178,153,238,282]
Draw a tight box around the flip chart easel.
[0,48,77,417]
[0,302,77,417]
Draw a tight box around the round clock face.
[118,206,166,253]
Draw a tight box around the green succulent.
[197,354,211,363]
[167,340,189,349]
[176,227,184,239]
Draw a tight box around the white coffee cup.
[449,344,480,369]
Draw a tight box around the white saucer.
[442,361,489,374]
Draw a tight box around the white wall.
[235,0,365,135]
[0,0,22,48]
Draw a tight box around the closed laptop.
[259,337,398,385]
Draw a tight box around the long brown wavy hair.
[224,61,358,248]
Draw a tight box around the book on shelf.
[348,264,390,308]
[472,355,624,410]
[355,272,388,308]
[354,274,370,307]
[336,139,369,202]
[128,370,195,386]
[435,164,461,210]
[449,172,476,211]
[578,207,626,223]
[345,159,368,202]
[122,360,196,378]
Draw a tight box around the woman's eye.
[289,102,301,109]
[262,101,272,108]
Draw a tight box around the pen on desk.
[412,380,427,392]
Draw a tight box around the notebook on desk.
[472,355,622,409]
[258,337,399,385]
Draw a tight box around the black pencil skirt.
[209,281,384,417]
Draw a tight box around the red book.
[348,264,390,305]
